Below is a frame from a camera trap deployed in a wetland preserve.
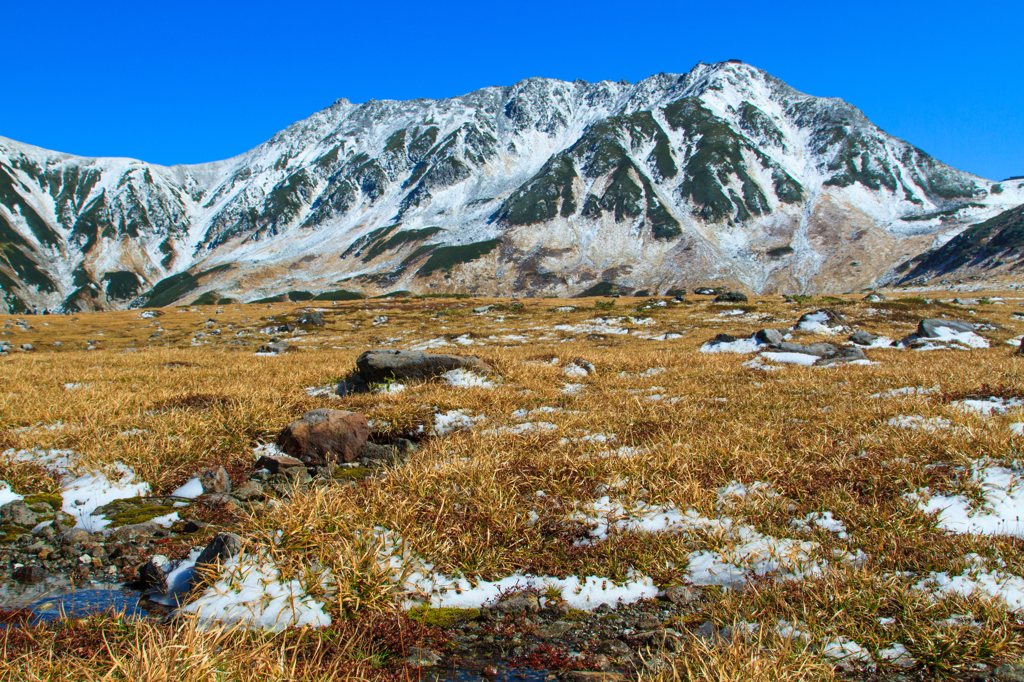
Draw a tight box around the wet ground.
[1,573,146,624]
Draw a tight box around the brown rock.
[277,409,370,467]
[196,466,231,494]
[254,453,304,474]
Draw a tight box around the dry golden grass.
[3,291,1024,678]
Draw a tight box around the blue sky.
[4,0,1021,180]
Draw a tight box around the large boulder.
[814,346,868,366]
[848,331,878,346]
[296,312,325,326]
[277,409,370,467]
[796,309,845,330]
[918,318,975,338]
[768,342,837,357]
[863,292,886,302]
[355,349,494,384]
[754,328,784,345]
[713,291,748,303]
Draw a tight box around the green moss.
[286,290,314,301]
[416,239,501,277]
[407,605,480,627]
[23,493,63,509]
[94,498,177,527]
[333,467,372,481]
[373,291,411,298]
[191,291,218,305]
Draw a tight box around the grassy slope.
[2,292,1024,678]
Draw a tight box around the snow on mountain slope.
[1,61,1019,311]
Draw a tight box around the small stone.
[658,585,698,605]
[231,480,265,501]
[754,328,784,345]
[12,564,45,584]
[257,341,291,354]
[994,663,1024,681]
[535,621,575,639]
[135,554,173,592]
[254,453,304,474]
[195,532,243,571]
[848,330,878,346]
[491,592,540,614]
[1,500,38,527]
[296,312,325,326]
[482,666,498,677]
[814,345,868,366]
[196,466,231,494]
[713,291,747,303]
[355,349,494,384]
[404,646,442,667]
[59,528,90,546]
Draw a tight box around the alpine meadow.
[3,59,1024,682]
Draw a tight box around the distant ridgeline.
[1,61,1021,312]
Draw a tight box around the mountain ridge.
[1,61,1020,312]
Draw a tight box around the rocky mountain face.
[1,61,1020,312]
[894,202,1024,285]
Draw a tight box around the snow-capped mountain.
[1,61,1020,311]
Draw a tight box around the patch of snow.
[791,512,849,539]
[953,397,1024,416]
[871,386,939,399]
[821,637,872,662]
[3,448,149,531]
[928,326,989,349]
[434,409,485,436]
[760,352,818,366]
[888,415,952,431]
[917,554,1024,612]
[150,511,181,528]
[700,337,761,354]
[172,478,205,499]
[183,554,332,630]
[0,482,23,506]
[442,369,496,389]
[487,422,558,436]
[561,383,585,395]
[911,462,1024,536]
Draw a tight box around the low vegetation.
[2,290,1024,680]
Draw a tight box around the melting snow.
[700,337,761,354]
[953,397,1024,416]
[183,554,332,630]
[434,410,485,436]
[888,415,952,431]
[443,369,496,389]
[911,461,1024,536]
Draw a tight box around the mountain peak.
[0,64,1019,313]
